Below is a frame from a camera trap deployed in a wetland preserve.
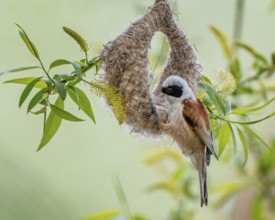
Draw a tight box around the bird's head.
[161,75,195,103]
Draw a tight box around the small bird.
[160,75,218,207]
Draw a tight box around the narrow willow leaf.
[53,79,67,100]
[225,99,232,114]
[147,180,180,196]
[259,80,268,100]
[113,176,132,220]
[49,59,81,75]
[230,58,242,81]
[75,60,86,67]
[232,97,275,114]
[218,122,231,157]
[82,210,121,220]
[234,41,268,64]
[171,166,185,181]
[16,24,40,59]
[42,78,53,91]
[241,124,271,149]
[212,181,244,193]
[228,123,237,156]
[68,86,96,123]
[0,66,41,76]
[31,106,47,115]
[209,25,234,60]
[212,182,244,208]
[67,86,80,109]
[50,104,84,122]
[199,83,226,115]
[236,112,275,125]
[252,197,266,220]
[237,127,248,166]
[201,75,212,85]
[5,77,46,88]
[27,88,48,113]
[63,27,89,53]
[133,215,149,220]
[143,148,183,165]
[38,97,63,151]
[272,53,275,65]
[19,77,43,108]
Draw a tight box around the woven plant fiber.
[100,0,201,135]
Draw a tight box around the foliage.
[1,0,275,220]
[0,25,125,151]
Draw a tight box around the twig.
[233,0,245,41]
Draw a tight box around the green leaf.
[231,97,275,114]
[0,66,41,76]
[82,210,121,220]
[147,180,180,196]
[252,197,266,220]
[201,75,212,85]
[209,25,234,60]
[212,181,244,209]
[236,112,275,125]
[143,148,183,165]
[42,78,53,91]
[68,86,96,123]
[50,104,84,122]
[225,99,232,114]
[67,86,80,109]
[199,83,226,115]
[63,27,89,53]
[5,77,46,89]
[272,53,275,65]
[212,181,244,193]
[31,106,47,115]
[234,41,268,65]
[237,127,248,166]
[53,79,67,100]
[16,24,40,59]
[218,122,231,157]
[113,176,132,220]
[19,77,43,108]
[230,58,242,81]
[132,214,149,220]
[228,123,237,156]
[37,97,63,151]
[241,124,271,150]
[49,59,81,75]
[27,88,48,113]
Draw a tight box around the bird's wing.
[182,99,218,160]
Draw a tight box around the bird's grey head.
[161,75,195,102]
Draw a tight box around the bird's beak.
[161,87,166,94]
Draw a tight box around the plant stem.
[212,112,275,125]
[43,109,47,133]
[81,57,100,73]
[37,57,54,83]
[233,0,245,41]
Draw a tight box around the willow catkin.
[100,0,201,136]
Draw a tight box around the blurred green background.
[0,0,275,220]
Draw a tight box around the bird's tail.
[198,160,208,207]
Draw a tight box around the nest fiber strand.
[100,0,201,135]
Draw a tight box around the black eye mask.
[162,85,183,98]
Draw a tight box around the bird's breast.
[168,105,203,157]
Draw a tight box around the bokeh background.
[0,0,275,219]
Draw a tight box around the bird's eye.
[163,85,183,97]
[166,87,174,94]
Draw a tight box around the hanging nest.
[100,0,201,135]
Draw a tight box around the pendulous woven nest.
[100,0,201,136]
